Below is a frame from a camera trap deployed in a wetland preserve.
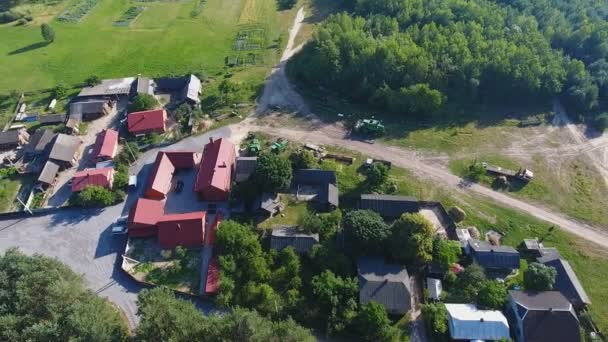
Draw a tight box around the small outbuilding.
[49,134,82,168]
[270,226,319,254]
[469,239,520,270]
[0,129,29,150]
[128,198,165,237]
[127,109,167,136]
[71,167,114,192]
[92,129,119,162]
[37,161,60,187]
[182,74,202,104]
[235,156,257,183]
[255,193,282,217]
[427,278,442,301]
[38,113,66,125]
[359,194,419,218]
[69,100,113,121]
[24,129,56,159]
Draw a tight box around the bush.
[69,186,116,207]
[85,75,101,86]
[15,18,27,25]
[593,113,608,131]
[0,10,23,24]
[466,162,486,182]
[131,93,158,112]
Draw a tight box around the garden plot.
[113,6,145,26]
[233,25,267,51]
[57,0,100,22]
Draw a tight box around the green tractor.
[270,138,288,153]
[247,138,261,156]
[354,118,385,137]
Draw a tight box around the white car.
[112,216,128,235]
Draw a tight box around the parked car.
[174,180,184,193]
[112,216,128,235]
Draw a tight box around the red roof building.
[92,129,118,161]
[164,151,202,169]
[205,211,223,247]
[205,257,220,295]
[71,167,114,192]
[145,153,175,199]
[157,211,206,248]
[194,138,236,201]
[127,109,166,136]
[128,198,164,237]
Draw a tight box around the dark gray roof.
[235,156,257,182]
[0,130,22,145]
[536,248,562,263]
[294,169,337,185]
[469,239,518,254]
[317,183,339,208]
[358,257,411,314]
[70,100,108,116]
[37,161,60,184]
[270,226,319,253]
[25,130,56,155]
[38,113,67,124]
[360,194,419,218]
[255,193,281,214]
[469,240,520,269]
[542,258,590,307]
[49,134,81,163]
[523,239,541,251]
[509,290,580,342]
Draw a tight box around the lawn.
[0,0,288,94]
[258,197,308,229]
[449,154,608,228]
[0,176,22,212]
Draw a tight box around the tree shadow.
[8,41,50,56]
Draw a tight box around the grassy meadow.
[0,0,289,93]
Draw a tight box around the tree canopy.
[311,270,359,335]
[432,238,462,270]
[389,212,435,265]
[477,280,508,310]
[0,249,127,341]
[342,209,390,255]
[41,23,55,43]
[354,301,401,342]
[131,93,158,112]
[524,262,557,291]
[253,152,293,192]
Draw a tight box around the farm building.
[48,134,82,168]
[135,76,156,96]
[145,152,175,200]
[468,239,520,270]
[358,257,412,314]
[0,129,29,150]
[270,226,319,254]
[71,167,114,192]
[24,130,56,159]
[92,129,119,162]
[127,109,167,136]
[294,169,339,211]
[78,77,135,98]
[37,161,60,187]
[507,291,580,342]
[194,138,236,201]
[69,100,113,121]
[445,304,510,341]
[235,156,257,182]
[127,198,165,238]
[359,194,419,218]
[38,113,66,125]
[157,211,206,248]
[540,258,591,309]
[182,74,201,104]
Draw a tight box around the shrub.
[131,93,158,112]
[69,186,115,207]
[593,113,608,132]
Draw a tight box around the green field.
[0,0,287,94]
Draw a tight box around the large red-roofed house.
[71,167,114,192]
[128,198,165,237]
[92,129,118,162]
[157,211,206,248]
[128,109,167,136]
[194,138,236,201]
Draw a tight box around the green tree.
[85,75,101,86]
[389,212,435,265]
[342,209,390,255]
[253,152,292,192]
[131,93,158,112]
[449,263,487,302]
[524,262,557,291]
[594,113,608,131]
[421,303,449,341]
[311,270,359,335]
[478,280,508,310]
[41,23,55,43]
[366,162,389,189]
[0,249,127,341]
[277,0,297,10]
[354,301,401,341]
[53,84,67,98]
[70,186,115,207]
[432,238,462,270]
[309,241,353,277]
[298,209,342,240]
[289,149,318,170]
[466,162,486,182]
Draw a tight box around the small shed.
[469,239,520,270]
[37,161,60,186]
[270,226,319,254]
[427,278,442,300]
[235,156,257,182]
[359,194,419,218]
[255,193,282,217]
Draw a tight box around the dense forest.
[288,0,608,126]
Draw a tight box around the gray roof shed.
[360,194,419,218]
[270,226,319,254]
[49,134,81,164]
[38,161,60,185]
[235,156,257,182]
[358,257,411,314]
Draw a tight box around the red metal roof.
[205,211,223,247]
[205,257,220,295]
[164,151,202,169]
[144,152,175,199]
[71,167,114,192]
[128,198,165,229]
[194,138,236,200]
[157,211,206,248]
[127,109,166,135]
[92,129,118,160]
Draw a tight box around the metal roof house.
[128,198,165,237]
[358,257,412,314]
[445,303,510,341]
[507,290,580,342]
[469,239,520,270]
[0,129,29,150]
[127,109,167,136]
[235,156,257,183]
[270,226,319,254]
[92,129,119,162]
[194,138,236,201]
[71,167,114,192]
[49,134,82,168]
[157,211,206,248]
[359,194,419,218]
[541,258,590,309]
